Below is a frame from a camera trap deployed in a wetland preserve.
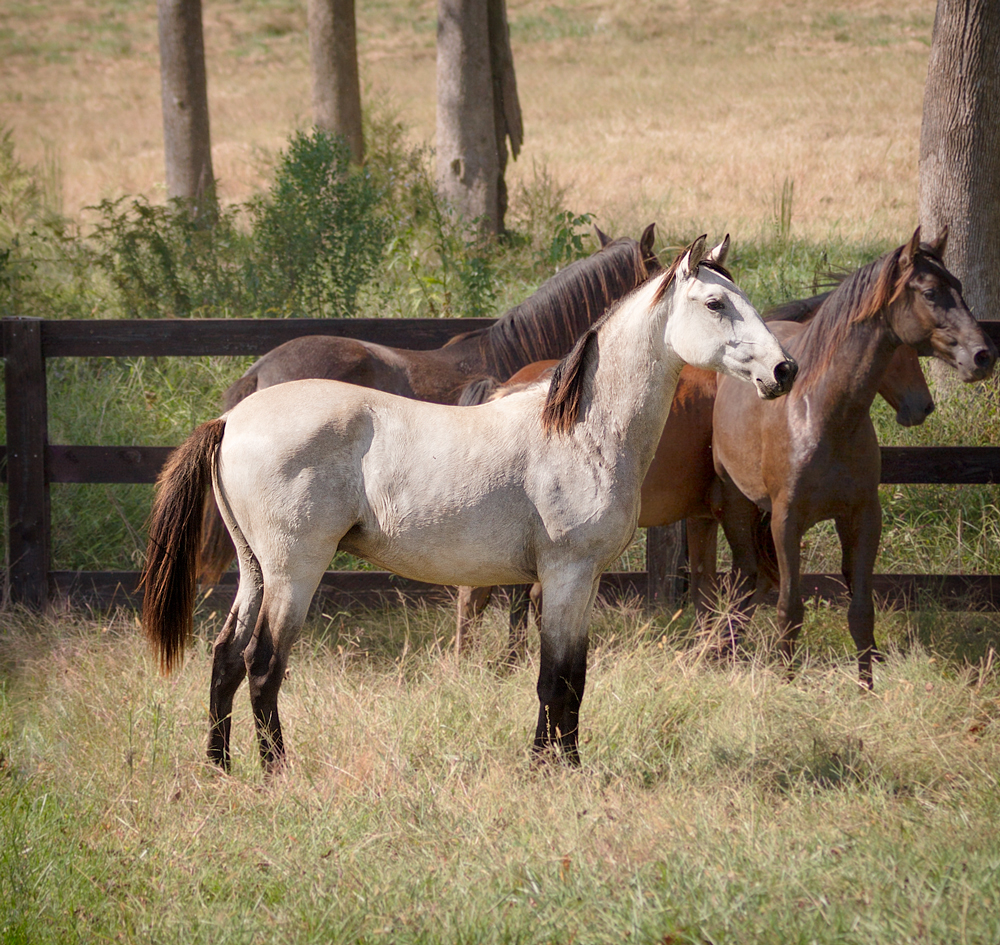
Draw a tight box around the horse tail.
[197,498,236,585]
[752,510,781,589]
[195,375,257,583]
[141,417,227,674]
[458,376,501,406]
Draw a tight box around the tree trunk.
[919,0,1000,320]
[307,0,364,164]
[157,0,214,209]
[487,0,522,230]
[436,0,499,232]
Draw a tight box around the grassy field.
[5,1,1000,942]
[3,602,1000,944]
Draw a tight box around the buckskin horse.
[140,235,796,773]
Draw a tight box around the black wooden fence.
[4,315,1000,614]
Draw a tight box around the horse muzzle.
[940,334,998,383]
[755,358,798,400]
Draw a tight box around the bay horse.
[455,312,935,660]
[140,235,797,773]
[197,224,661,585]
[712,227,996,689]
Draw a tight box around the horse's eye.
[706,298,725,312]
[922,288,937,301]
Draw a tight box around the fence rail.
[5,316,1000,612]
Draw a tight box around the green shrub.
[89,130,389,319]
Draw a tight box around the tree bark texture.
[437,0,499,231]
[919,0,1000,319]
[307,0,364,163]
[487,0,523,229]
[436,0,522,233]
[157,0,214,206]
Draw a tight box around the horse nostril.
[925,402,935,417]
[773,359,798,388]
[974,348,995,371]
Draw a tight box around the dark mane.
[468,236,660,381]
[764,289,835,323]
[541,249,686,435]
[789,242,919,390]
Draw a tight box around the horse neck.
[578,284,681,469]
[795,304,900,429]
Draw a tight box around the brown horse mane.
[540,247,696,435]
[788,234,948,391]
[447,235,661,381]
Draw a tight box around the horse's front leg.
[715,478,762,654]
[504,584,534,665]
[770,505,805,673]
[533,572,600,766]
[836,498,882,689]
[686,516,718,626]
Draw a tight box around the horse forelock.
[485,237,657,379]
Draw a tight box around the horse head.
[891,226,997,382]
[661,235,798,400]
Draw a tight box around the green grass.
[2,601,1000,944]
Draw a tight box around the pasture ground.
[2,600,1000,944]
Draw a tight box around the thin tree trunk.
[436,0,499,232]
[919,0,1000,319]
[488,0,522,230]
[307,0,364,164]
[157,0,214,209]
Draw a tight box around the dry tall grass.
[2,0,934,241]
[3,600,1000,943]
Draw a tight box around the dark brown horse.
[198,224,661,584]
[456,321,935,661]
[712,227,996,688]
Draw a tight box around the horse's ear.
[595,225,611,248]
[640,223,656,257]
[901,226,922,266]
[706,234,730,267]
[927,225,948,259]
[680,234,708,278]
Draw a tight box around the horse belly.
[339,510,536,587]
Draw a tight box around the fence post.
[645,522,687,609]
[4,318,50,608]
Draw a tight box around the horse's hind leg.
[208,556,264,771]
[244,570,326,774]
[836,499,882,689]
[533,572,600,766]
